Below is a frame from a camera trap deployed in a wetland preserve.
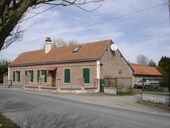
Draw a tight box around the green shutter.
[13,71,15,82]
[25,71,27,76]
[37,70,40,82]
[64,69,70,83]
[83,68,90,84]
[44,70,47,83]
[18,71,20,82]
[30,71,34,82]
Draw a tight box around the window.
[83,68,90,84]
[25,71,27,76]
[30,71,34,82]
[44,70,47,83]
[37,70,40,82]
[13,71,15,82]
[13,71,20,82]
[118,69,122,75]
[64,69,70,83]
[17,71,20,82]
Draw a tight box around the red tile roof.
[130,64,162,76]
[10,40,112,67]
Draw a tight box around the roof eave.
[133,74,162,77]
[9,58,98,67]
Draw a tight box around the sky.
[0,0,170,64]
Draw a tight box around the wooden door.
[51,71,56,87]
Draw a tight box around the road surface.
[0,89,169,128]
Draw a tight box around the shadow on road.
[16,112,109,128]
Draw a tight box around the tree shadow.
[16,112,110,128]
[0,100,40,113]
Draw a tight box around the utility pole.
[168,0,170,106]
[168,66,170,106]
[168,0,170,22]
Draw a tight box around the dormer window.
[73,46,80,53]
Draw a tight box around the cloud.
[118,26,170,64]
[0,0,169,64]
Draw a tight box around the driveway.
[0,88,170,128]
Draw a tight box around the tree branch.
[0,0,104,50]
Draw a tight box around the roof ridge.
[130,63,156,67]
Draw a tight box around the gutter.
[9,58,99,67]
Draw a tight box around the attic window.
[73,46,80,53]
[118,69,122,75]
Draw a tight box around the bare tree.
[148,59,156,66]
[42,38,78,49]
[53,38,78,47]
[0,0,104,50]
[137,54,149,65]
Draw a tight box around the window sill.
[84,83,90,86]
[64,83,71,85]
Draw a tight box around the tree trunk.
[0,0,37,50]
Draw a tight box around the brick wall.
[100,45,133,86]
[10,61,98,92]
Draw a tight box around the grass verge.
[0,113,19,128]
[137,100,170,113]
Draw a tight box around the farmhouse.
[130,64,162,86]
[7,38,133,93]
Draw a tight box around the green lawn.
[0,113,19,128]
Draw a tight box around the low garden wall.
[141,92,170,105]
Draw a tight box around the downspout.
[8,66,10,81]
[7,66,10,87]
[96,61,100,92]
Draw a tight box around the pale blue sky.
[0,0,170,64]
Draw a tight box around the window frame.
[37,70,40,82]
[13,71,15,82]
[17,71,20,82]
[43,70,47,83]
[30,70,34,82]
[64,68,71,84]
[25,70,27,76]
[83,68,90,84]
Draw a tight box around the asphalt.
[0,89,170,128]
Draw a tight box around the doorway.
[51,71,56,87]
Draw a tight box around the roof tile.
[130,64,162,76]
[10,40,112,66]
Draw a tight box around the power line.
[18,5,57,24]
[87,2,166,27]
[13,2,167,45]
[37,3,166,36]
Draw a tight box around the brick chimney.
[45,37,53,54]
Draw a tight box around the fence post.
[130,78,132,94]
[115,77,117,94]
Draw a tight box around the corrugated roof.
[130,64,162,76]
[10,40,112,67]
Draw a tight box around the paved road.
[0,89,170,128]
